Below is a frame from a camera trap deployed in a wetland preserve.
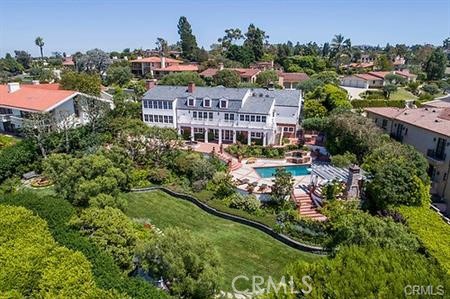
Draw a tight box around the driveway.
[340,86,369,100]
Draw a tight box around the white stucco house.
[141,83,302,146]
[0,82,113,133]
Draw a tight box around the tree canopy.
[158,72,205,86]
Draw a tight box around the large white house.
[141,83,302,146]
[0,82,113,133]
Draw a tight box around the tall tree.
[331,34,345,54]
[218,28,243,50]
[156,37,169,56]
[177,16,198,60]
[243,24,267,61]
[425,48,447,80]
[35,37,45,59]
[76,49,111,75]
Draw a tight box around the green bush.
[0,140,38,184]
[226,144,295,159]
[228,193,261,213]
[399,206,450,274]
[0,190,167,298]
[351,99,406,108]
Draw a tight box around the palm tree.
[35,37,45,59]
[331,34,345,53]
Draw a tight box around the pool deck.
[231,158,312,195]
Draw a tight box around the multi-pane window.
[188,98,195,106]
[220,100,227,108]
[239,114,267,123]
[192,111,214,120]
[251,132,263,138]
[204,99,211,107]
[143,114,173,123]
[224,113,235,121]
[143,100,173,110]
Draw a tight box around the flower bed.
[30,177,53,188]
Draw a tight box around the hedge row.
[398,206,450,274]
[351,99,406,108]
[0,190,167,298]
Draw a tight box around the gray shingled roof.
[239,96,274,114]
[250,88,301,107]
[142,86,301,113]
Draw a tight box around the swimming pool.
[254,165,311,178]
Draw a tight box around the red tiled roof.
[353,73,383,81]
[365,107,450,137]
[199,68,260,78]
[368,71,391,79]
[395,70,416,78]
[278,72,309,82]
[0,84,77,112]
[153,64,198,72]
[130,56,182,64]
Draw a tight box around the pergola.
[310,163,366,187]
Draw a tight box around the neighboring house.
[340,73,384,88]
[62,57,75,68]
[141,83,302,146]
[341,70,416,88]
[200,66,261,84]
[423,95,450,109]
[366,107,450,208]
[131,56,197,78]
[278,72,309,89]
[0,82,112,133]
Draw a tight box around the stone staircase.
[292,190,327,222]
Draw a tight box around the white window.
[164,116,168,123]
[250,115,255,122]
[220,99,227,108]
[143,100,148,108]
[256,115,261,122]
[163,101,168,109]
[188,97,195,106]
[193,111,197,119]
[158,115,163,123]
[251,132,263,138]
[240,115,244,121]
[203,98,211,107]
[209,112,213,120]
[149,115,154,122]
[168,102,173,109]
[144,114,149,122]
[261,116,267,122]
[245,115,250,121]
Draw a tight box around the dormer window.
[187,97,195,107]
[203,97,211,107]
[220,99,228,109]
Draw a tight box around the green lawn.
[388,88,417,101]
[0,134,18,150]
[124,190,320,291]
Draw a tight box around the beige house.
[366,107,450,211]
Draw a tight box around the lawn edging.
[131,186,328,254]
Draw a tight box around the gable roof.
[278,72,309,83]
[353,73,384,81]
[0,83,78,112]
[199,68,260,78]
[153,64,198,72]
[368,71,391,79]
[130,56,182,64]
[365,107,450,137]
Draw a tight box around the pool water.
[254,165,311,178]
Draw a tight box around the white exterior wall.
[341,76,369,88]
[142,99,177,129]
[367,112,450,205]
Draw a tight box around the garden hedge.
[398,206,450,274]
[351,99,406,108]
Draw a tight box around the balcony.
[427,149,446,162]
[390,133,403,142]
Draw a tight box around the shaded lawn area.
[388,88,417,101]
[0,134,18,150]
[124,190,320,291]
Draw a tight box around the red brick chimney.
[188,82,195,93]
[146,79,157,90]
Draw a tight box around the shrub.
[399,206,450,274]
[421,83,440,95]
[0,190,166,298]
[129,168,150,188]
[89,193,127,211]
[228,193,261,213]
[0,140,38,184]
[148,167,171,185]
[70,207,139,272]
[330,152,357,168]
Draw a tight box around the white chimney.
[7,82,20,93]
[161,56,166,69]
[32,80,40,85]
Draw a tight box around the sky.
[0,0,449,57]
